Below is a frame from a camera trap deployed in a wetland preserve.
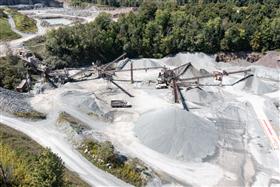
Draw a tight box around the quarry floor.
[1,53,279,186]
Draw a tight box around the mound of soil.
[215,52,262,63]
[255,51,280,69]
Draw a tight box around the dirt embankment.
[255,51,280,69]
[99,7,137,19]
[215,52,263,63]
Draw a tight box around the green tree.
[96,141,115,163]
[31,149,64,187]
[0,144,32,186]
[220,25,249,51]
[44,2,280,68]
[269,17,280,50]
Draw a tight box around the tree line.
[45,1,280,68]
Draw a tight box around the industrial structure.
[14,49,254,111]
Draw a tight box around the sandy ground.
[1,53,279,186]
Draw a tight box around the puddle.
[42,18,72,25]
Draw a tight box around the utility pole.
[130,62,134,84]
[173,79,179,103]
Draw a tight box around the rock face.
[0,0,63,7]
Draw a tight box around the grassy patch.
[13,111,47,120]
[7,9,37,33]
[0,124,43,158]
[0,124,90,187]
[0,12,21,41]
[80,140,148,187]
[58,112,90,133]
[57,112,152,186]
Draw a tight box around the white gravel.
[1,52,279,187]
[134,108,218,161]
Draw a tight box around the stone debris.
[0,87,33,113]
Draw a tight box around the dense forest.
[45,1,280,68]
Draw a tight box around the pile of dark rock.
[215,52,263,63]
[0,87,33,114]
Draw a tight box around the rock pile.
[215,52,262,63]
[0,87,33,113]
[134,108,218,161]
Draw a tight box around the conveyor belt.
[111,80,134,97]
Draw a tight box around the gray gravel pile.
[184,88,220,105]
[119,58,164,70]
[0,87,33,113]
[235,76,279,95]
[134,108,218,161]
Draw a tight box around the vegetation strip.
[57,112,150,186]
[0,9,20,41]
[6,8,38,33]
[0,124,89,187]
[13,111,46,120]
[79,140,148,187]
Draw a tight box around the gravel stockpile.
[118,58,164,70]
[134,108,218,161]
[244,77,278,95]
[234,76,279,95]
[0,87,34,113]
[162,53,218,72]
[184,88,220,105]
[255,51,280,69]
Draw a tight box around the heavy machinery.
[154,62,253,111]
[92,53,163,98]
[99,57,253,111]
[111,100,132,108]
